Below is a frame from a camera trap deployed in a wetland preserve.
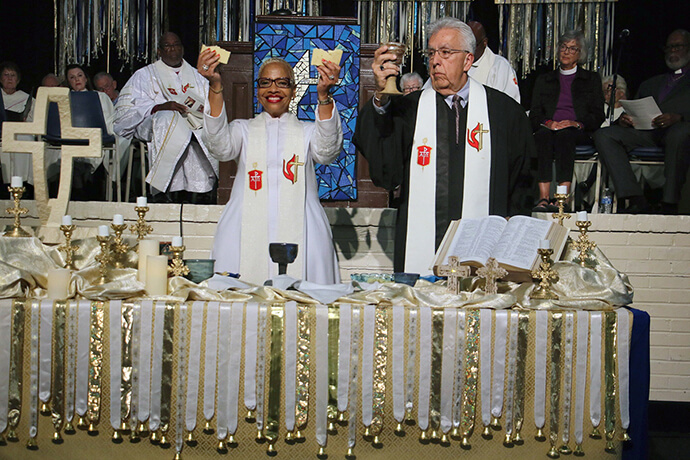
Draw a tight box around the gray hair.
[426,17,476,55]
[93,71,114,83]
[601,74,627,97]
[258,57,296,87]
[558,30,588,64]
[400,72,424,87]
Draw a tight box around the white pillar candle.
[539,239,550,250]
[577,211,588,222]
[172,236,183,247]
[113,214,124,225]
[47,268,71,299]
[146,255,168,296]
[137,196,147,207]
[11,176,22,188]
[556,185,568,195]
[62,215,72,226]
[98,225,110,237]
[138,239,159,283]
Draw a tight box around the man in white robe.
[467,21,521,103]
[199,52,342,284]
[114,32,218,202]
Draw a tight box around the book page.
[492,216,552,270]
[442,216,507,265]
[619,97,662,130]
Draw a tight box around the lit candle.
[539,239,550,250]
[62,215,72,226]
[47,268,71,299]
[113,214,124,225]
[137,196,147,207]
[172,236,183,247]
[98,225,110,237]
[146,255,169,296]
[557,185,568,195]
[138,239,159,283]
[11,176,22,188]
[577,211,588,222]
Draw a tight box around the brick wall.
[2,202,688,401]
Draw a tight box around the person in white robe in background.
[114,32,218,201]
[1,61,35,186]
[199,51,343,284]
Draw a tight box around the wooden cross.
[1,87,101,231]
[436,256,470,294]
[476,257,508,295]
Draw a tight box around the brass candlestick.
[4,185,31,237]
[95,235,112,283]
[110,223,130,268]
[168,245,190,277]
[130,206,153,240]
[572,220,597,268]
[59,224,79,269]
[552,192,571,226]
[530,248,559,300]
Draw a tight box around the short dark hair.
[0,61,21,81]
[65,63,93,90]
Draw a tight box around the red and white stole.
[405,78,492,274]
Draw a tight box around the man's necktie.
[452,94,461,144]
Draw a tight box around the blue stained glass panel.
[255,21,360,200]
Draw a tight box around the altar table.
[0,298,648,460]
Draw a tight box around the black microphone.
[619,29,630,40]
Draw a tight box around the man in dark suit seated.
[594,29,690,214]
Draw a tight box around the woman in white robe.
[0,61,35,185]
[198,52,343,285]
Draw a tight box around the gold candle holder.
[4,185,31,237]
[59,224,79,269]
[168,245,190,277]
[96,235,113,283]
[530,248,559,300]
[130,206,153,240]
[110,223,130,256]
[552,192,571,226]
[572,220,597,268]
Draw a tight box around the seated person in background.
[1,61,36,194]
[93,71,120,103]
[55,63,118,200]
[401,72,423,95]
[467,20,521,102]
[114,32,218,204]
[199,52,343,285]
[601,74,627,127]
[353,17,534,274]
[529,30,604,212]
[41,73,61,87]
[594,29,690,214]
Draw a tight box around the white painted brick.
[669,348,690,361]
[650,332,690,346]
[670,319,690,333]
[650,375,670,389]
[651,361,690,376]
[650,318,672,332]
[650,347,670,361]
[652,389,689,401]
[652,276,690,289]
[668,376,690,390]
[628,233,675,246]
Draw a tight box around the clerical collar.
[443,79,470,109]
[472,50,486,68]
[559,65,577,76]
[160,60,183,74]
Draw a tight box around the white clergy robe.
[202,104,342,285]
[468,48,521,103]
[114,60,218,193]
[1,89,34,184]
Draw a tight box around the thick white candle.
[557,185,568,195]
[138,239,159,283]
[47,268,71,299]
[98,225,109,237]
[62,215,72,226]
[539,239,550,250]
[137,196,147,207]
[113,214,124,225]
[11,176,22,188]
[172,236,183,247]
[146,255,168,296]
[577,211,588,222]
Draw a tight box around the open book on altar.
[432,215,569,275]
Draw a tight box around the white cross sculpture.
[2,87,101,233]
